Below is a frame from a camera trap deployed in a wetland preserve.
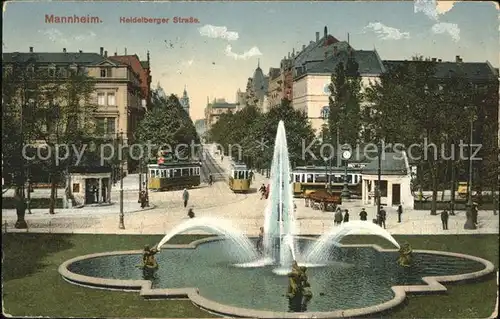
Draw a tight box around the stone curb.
[58,236,496,318]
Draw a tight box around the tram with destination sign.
[148,150,201,191]
[291,166,363,197]
[229,163,251,193]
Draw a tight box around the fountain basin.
[59,236,495,319]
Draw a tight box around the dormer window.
[100,67,111,78]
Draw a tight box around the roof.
[361,152,408,175]
[301,50,385,77]
[210,101,238,109]
[2,52,127,66]
[383,60,498,82]
[293,166,363,173]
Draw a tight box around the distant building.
[240,60,269,111]
[154,82,167,99]
[293,47,385,133]
[204,98,238,130]
[194,119,206,139]
[179,85,190,116]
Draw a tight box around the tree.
[2,58,53,227]
[328,53,363,149]
[136,93,199,161]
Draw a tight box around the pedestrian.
[140,190,147,209]
[378,207,387,229]
[334,208,343,226]
[343,209,350,223]
[249,170,254,181]
[441,209,449,230]
[359,208,367,221]
[188,208,195,218]
[182,188,189,208]
[472,204,478,225]
[259,184,266,200]
[221,155,224,162]
[208,174,213,186]
[397,204,403,223]
[265,184,270,199]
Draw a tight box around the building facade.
[204,98,238,130]
[2,46,150,173]
[292,48,385,133]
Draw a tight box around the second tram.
[229,163,251,193]
[291,166,363,197]
[148,161,201,191]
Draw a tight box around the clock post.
[341,146,351,199]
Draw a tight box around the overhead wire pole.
[118,131,125,229]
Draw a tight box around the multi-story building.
[204,98,238,130]
[2,46,150,173]
[293,47,385,133]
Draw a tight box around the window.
[160,170,166,178]
[100,68,108,77]
[106,117,116,134]
[96,118,106,134]
[107,93,116,106]
[97,93,106,106]
[294,174,301,182]
[306,174,313,183]
[72,183,80,193]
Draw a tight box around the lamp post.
[464,114,477,229]
[376,141,382,221]
[118,131,125,229]
[341,146,351,199]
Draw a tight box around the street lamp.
[341,147,351,199]
[464,114,477,230]
[118,131,125,229]
[376,141,382,221]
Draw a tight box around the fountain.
[58,120,496,317]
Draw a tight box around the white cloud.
[38,28,96,44]
[431,22,460,42]
[224,45,262,60]
[198,24,239,41]
[414,0,457,21]
[363,22,410,40]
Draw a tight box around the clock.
[342,150,352,160]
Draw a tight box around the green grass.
[2,233,498,318]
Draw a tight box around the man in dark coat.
[359,208,368,221]
[378,207,387,229]
[343,209,350,223]
[441,209,449,230]
[397,204,403,223]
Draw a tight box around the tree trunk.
[49,174,57,214]
[450,162,456,215]
[430,167,439,215]
[440,162,448,201]
[14,185,28,229]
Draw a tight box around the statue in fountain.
[141,245,159,271]
[397,242,412,267]
[287,261,313,312]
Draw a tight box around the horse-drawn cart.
[304,189,342,212]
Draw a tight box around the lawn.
[2,233,498,318]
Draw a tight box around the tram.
[229,163,251,193]
[147,151,201,191]
[291,166,363,197]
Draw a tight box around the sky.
[3,1,499,121]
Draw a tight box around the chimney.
[79,50,83,53]
[104,50,108,57]
[455,55,462,62]
[114,52,117,56]
[431,58,436,62]
[324,26,327,38]
[124,48,127,55]
[100,47,104,55]
[438,59,442,62]
[29,47,33,52]
[302,44,306,50]
[316,32,320,42]
[63,48,66,53]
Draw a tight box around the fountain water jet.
[156,217,258,262]
[262,121,297,268]
[304,221,400,264]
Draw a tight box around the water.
[262,121,297,268]
[305,221,401,264]
[68,238,486,312]
[156,217,258,262]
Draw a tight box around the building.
[204,98,238,130]
[2,46,149,174]
[293,47,385,133]
[179,85,190,116]
[239,60,269,111]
